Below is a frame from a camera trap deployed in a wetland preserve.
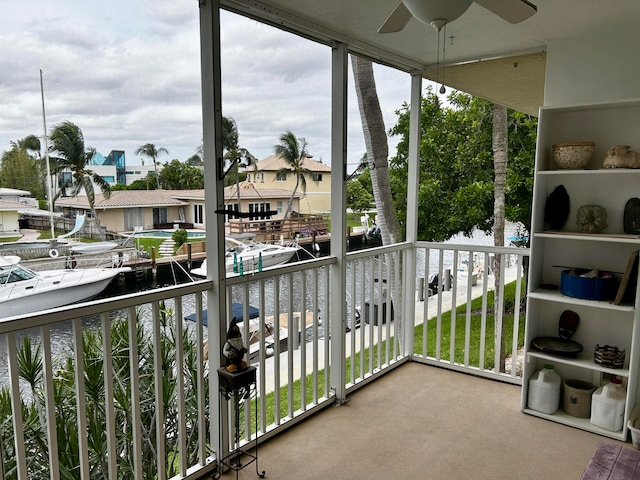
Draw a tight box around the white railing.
[0,242,526,479]
[413,242,530,383]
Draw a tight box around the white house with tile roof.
[53,183,309,234]
[245,155,331,214]
[55,190,191,232]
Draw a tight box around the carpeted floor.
[219,362,626,479]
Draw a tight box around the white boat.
[191,236,301,277]
[186,306,317,362]
[70,241,120,254]
[0,255,131,319]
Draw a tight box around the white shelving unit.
[521,100,640,441]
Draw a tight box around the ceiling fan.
[378,0,537,34]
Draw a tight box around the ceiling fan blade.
[378,1,413,34]
[475,0,537,24]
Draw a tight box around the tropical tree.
[49,121,111,240]
[346,178,374,213]
[135,143,168,189]
[273,131,317,222]
[351,56,401,244]
[159,159,205,189]
[388,88,536,242]
[0,136,46,198]
[222,116,257,219]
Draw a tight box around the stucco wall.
[545,28,640,108]
[253,171,331,214]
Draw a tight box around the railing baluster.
[151,301,166,480]
[258,278,267,433]
[422,247,429,357]
[359,257,366,382]
[128,306,144,480]
[348,258,356,384]
[72,316,90,479]
[101,312,117,479]
[173,297,188,478]
[312,267,319,403]
[273,274,281,425]
[287,272,294,419]
[464,250,474,367]
[322,264,330,397]
[41,324,60,480]
[7,331,27,479]
[449,250,459,364]
[300,269,307,411]
[479,252,489,371]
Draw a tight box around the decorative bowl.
[552,142,595,169]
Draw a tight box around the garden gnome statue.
[223,319,248,372]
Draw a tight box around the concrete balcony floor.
[220,362,626,479]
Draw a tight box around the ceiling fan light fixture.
[402,0,473,26]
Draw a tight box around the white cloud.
[1,2,413,171]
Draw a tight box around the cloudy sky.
[1,1,420,170]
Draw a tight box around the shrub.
[172,228,188,250]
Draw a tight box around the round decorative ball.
[552,142,595,169]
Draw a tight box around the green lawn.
[240,280,525,434]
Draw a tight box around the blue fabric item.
[184,303,259,326]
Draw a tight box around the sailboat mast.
[40,69,55,239]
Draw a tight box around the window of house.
[276,172,287,181]
[194,204,204,224]
[153,207,168,225]
[249,202,271,221]
[224,203,238,223]
[276,201,283,214]
[312,173,323,182]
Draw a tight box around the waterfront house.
[55,190,191,232]
[3,2,640,480]
[245,154,332,215]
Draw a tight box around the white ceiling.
[222,0,640,115]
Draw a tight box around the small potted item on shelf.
[594,344,626,369]
[576,205,607,233]
[603,145,640,169]
[560,268,617,301]
[552,142,595,169]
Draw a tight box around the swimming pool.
[132,230,206,239]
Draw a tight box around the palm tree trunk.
[352,55,404,348]
[492,103,508,372]
[351,56,401,244]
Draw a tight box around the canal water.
[0,223,523,390]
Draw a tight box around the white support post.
[199,0,228,465]
[330,42,348,405]
[403,72,422,356]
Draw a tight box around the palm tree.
[274,131,317,222]
[351,56,401,245]
[492,103,508,372]
[222,117,257,207]
[135,143,168,189]
[49,121,111,240]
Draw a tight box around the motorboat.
[186,303,283,360]
[185,305,318,362]
[69,241,119,254]
[191,236,301,277]
[0,255,131,319]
